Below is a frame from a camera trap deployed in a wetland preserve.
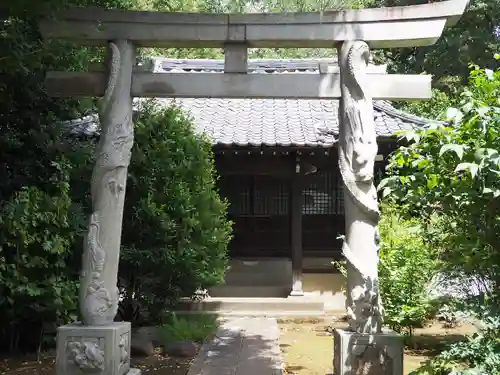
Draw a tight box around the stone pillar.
[333,40,402,375]
[55,40,140,375]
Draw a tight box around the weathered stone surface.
[56,322,140,375]
[187,317,283,375]
[352,345,393,375]
[79,40,135,326]
[38,0,469,49]
[44,70,432,100]
[337,40,383,334]
[333,328,403,375]
[164,340,198,358]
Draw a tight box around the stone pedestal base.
[289,279,304,296]
[333,328,403,375]
[56,322,140,375]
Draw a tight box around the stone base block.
[289,280,304,297]
[333,328,403,375]
[56,321,140,375]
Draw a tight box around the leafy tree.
[0,162,85,353]
[378,203,441,337]
[380,60,500,299]
[117,100,232,324]
[381,59,500,373]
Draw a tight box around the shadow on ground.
[188,318,282,375]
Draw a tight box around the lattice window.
[302,170,336,215]
[336,174,344,214]
[218,175,251,215]
[253,176,289,215]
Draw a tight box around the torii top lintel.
[39,0,468,49]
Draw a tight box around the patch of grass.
[159,313,219,345]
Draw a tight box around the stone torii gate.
[37,1,468,374]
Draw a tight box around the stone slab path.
[187,317,283,375]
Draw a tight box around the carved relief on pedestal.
[352,344,393,375]
[338,40,384,334]
[66,337,105,373]
[118,332,130,369]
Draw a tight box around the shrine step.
[209,285,290,298]
[175,297,325,315]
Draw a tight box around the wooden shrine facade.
[214,143,395,263]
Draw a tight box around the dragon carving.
[67,340,105,373]
[81,212,117,325]
[338,41,384,334]
[80,41,134,326]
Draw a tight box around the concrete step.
[209,285,290,298]
[221,277,287,287]
[175,297,325,315]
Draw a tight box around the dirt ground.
[278,317,477,375]
[0,348,192,375]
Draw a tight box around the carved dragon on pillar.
[80,41,134,326]
[338,40,384,334]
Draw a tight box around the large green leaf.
[440,144,466,160]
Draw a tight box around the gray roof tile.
[154,97,430,147]
[63,98,431,148]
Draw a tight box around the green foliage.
[118,100,232,323]
[411,313,500,375]
[0,0,103,352]
[160,313,219,344]
[377,203,441,335]
[382,59,500,374]
[380,60,500,299]
[398,89,457,121]
[0,159,86,352]
[439,316,500,375]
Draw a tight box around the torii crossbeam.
[39,0,467,48]
[37,1,469,375]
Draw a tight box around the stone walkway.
[187,317,283,375]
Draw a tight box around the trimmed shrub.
[117,100,232,324]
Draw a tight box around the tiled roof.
[64,58,432,148]
[159,98,429,147]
